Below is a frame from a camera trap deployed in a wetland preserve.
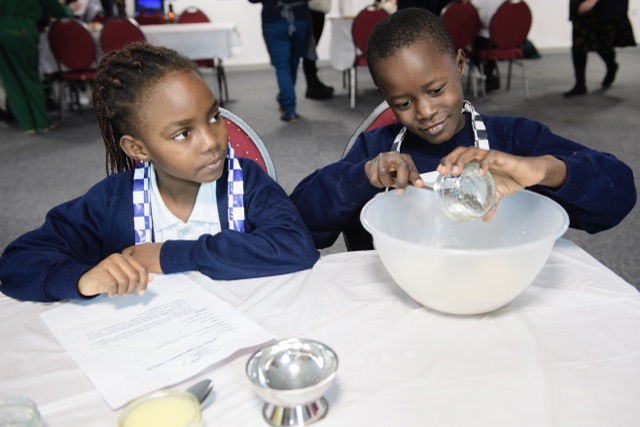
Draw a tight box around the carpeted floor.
[1,48,638,288]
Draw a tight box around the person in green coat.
[0,0,72,134]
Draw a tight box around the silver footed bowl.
[246,338,338,426]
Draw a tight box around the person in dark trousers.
[564,0,636,97]
[303,4,334,100]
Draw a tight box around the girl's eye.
[173,129,190,141]
[209,112,221,124]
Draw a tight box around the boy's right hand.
[365,152,424,193]
[77,253,153,298]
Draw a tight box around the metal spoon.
[186,379,214,406]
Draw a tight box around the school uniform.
[0,159,319,302]
[290,111,637,249]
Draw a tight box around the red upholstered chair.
[341,101,398,250]
[100,17,146,53]
[471,0,532,98]
[177,7,229,105]
[347,7,388,109]
[440,1,484,97]
[135,9,167,25]
[47,18,97,119]
[220,108,276,180]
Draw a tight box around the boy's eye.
[173,129,191,141]
[396,99,413,110]
[429,86,444,96]
[209,112,221,124]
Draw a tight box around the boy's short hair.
[366,7,456,84]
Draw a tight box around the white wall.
[126,0,640,67]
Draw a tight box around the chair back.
[177,7,210,23]
[136,10,167,25]
[440,1,481,50]
[489,0,532,50]
[351,7,388,66]
[48,19,96,71]
[221,108,276,180]
[342,101,397,158]
[100,18,146,53]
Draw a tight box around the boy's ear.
[120,135,149,162]
[456,49,466,77]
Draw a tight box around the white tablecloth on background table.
[39,22,242,75]
[329,17,356,71]
[1,238,640,426]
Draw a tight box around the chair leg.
[349,67,356,109]
[521,61,529,99]
[507,61,513,91]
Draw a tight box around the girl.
[0,42,319,302]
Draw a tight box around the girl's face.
[133,70,228,192]
[375,42,466,145]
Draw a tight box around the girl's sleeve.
[0,177,129,302]
[160,160,320,280]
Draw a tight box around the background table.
[329,17,355,72]
[39,22,242,75]
[1,239,640,426]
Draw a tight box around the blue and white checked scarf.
[132,142,245,244]
[391,100,490,153]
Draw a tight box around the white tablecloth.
[39,22,242,75]
[1,238,640,426]
[329,17,356,71]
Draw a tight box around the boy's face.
[375,42,466,145]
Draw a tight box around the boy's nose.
[415,97,438,121]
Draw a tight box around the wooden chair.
[100,17,146,53]
[471,0,532,98]
[177,7,229,105]
[341,101,398,251]
[347,7,388,109]
[221,108,276,180]
[47,18,97,120]
[440,1,484,98]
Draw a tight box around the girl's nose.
[201,126,224,153]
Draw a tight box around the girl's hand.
[122,243,163,274]
[365,152,424,193]
[78,253,152,297]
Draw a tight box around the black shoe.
[563,86,587,98]
[318,81,334,93]
[305,85,333,100]
[602,63,619,89]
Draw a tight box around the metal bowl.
[246,338,338,426]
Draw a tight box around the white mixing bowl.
[360,187,569,315]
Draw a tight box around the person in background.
[249,0,311,123]
[463,0,504,92]
[67,0,104,23]
[289,8,636,250]
[0,0,72,135]
[304,0,334,100]
[564,0,636,97]
[0,42,319,302]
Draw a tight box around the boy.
[289,8,636,250]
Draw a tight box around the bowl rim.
[245,338,339,392]
[360,189,570,255]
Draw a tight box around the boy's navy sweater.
[0,159,319,302]
[290,113,637,248]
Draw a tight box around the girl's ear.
[120,135,149,162]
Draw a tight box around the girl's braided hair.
[92,42,200,175]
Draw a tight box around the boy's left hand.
[122,243,164,274]
[437,147,567,220]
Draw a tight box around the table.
[39,22,242,75]
[2,239,640,426]
[329,17,356,72]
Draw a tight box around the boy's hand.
[77,253,152,297]
[437,147,567,220]
[122,243,164,274]
[365,152,424,193]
